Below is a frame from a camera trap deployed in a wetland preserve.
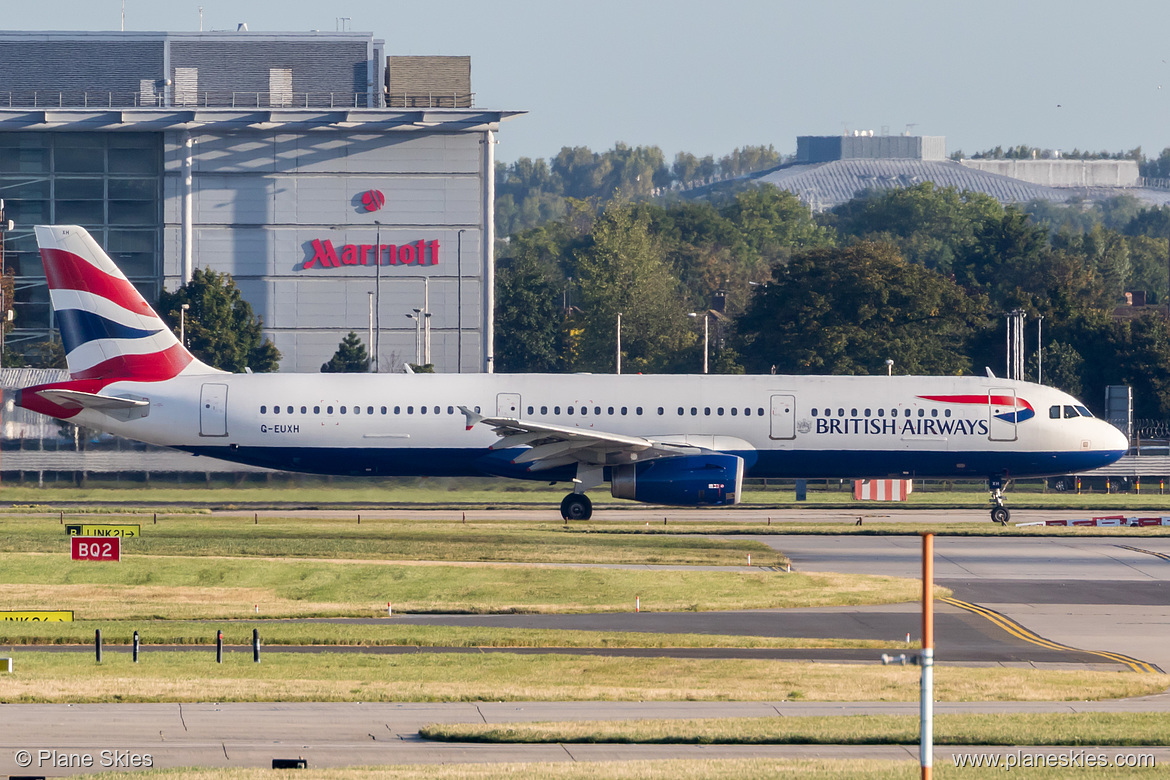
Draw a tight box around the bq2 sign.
[72,536,120,562]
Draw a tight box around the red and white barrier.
[853,479,913,501]
[1045,516,1170,527]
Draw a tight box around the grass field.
[3,476,1170,510]
[0,653,1159,703]
[0,552,931,618]
[0,619,903,650]
[421,712,1170,747]
[82,758,1165,780]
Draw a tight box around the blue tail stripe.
[57,308,161,354]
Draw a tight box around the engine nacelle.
[610,453,744,507]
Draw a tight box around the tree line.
[496,182,1170,418]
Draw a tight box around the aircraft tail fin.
[34,225,219,382]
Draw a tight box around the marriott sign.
[304,238,440,270]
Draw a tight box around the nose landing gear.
[560,492,593,521]
[989,476,1010,525]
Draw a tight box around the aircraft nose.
[1103,421,1129,453]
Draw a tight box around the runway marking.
[1115,544,1170,563]
[940,597,1163,674]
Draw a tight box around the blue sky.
[10,1,1170,164]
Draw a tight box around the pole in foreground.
[133,630,139,663]
[253,628,260,664]
[921,532,934,780]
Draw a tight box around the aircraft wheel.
[990,506,1010,525]
[560,493,593,521]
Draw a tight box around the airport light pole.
[179,303,189,346]
[367,292,374,373]
[406,309,422,366]
[616,312,622,375]
[921,532,934,780]
[687,312,709,374]
[374,221,382,373]
[457,229,464,373]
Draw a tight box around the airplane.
[13,225,1128,524]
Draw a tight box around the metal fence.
[0,90,384,109]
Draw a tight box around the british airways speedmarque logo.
[917,394,1035,424]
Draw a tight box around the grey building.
[0,30,522,372]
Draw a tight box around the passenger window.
[368,406,374,415]
[904,409,911,417]
[260,405,267,414]
[931,409,938,417]
[850,408,857,416]
[838,408,844,417]
[636,407,643,415]
[541,406,548,414]
[704,407,711,416]
[447,406,454,414]
[731,408,738,416]
[421,406,427,414]
[394,406,400,414]
[407,406,413,414]
[381,406,387,414]
[1050,405,1061,419]
[657,407,664,415]
[554,406,561,414]
[313,406,320,414]
[434,406,440,414]
[691,407,698,416]
[610,407,616,415]
[300,406,307,414]
[1064,405,1078,419]
[745,408,752,417]
[273,406,280,415]
[340,407,347,415]
[864,408,871,417]
[568,406,574,415]
[327,406,334,414]
[474,406,481,413]
[527,406,534,415]
[877,408,883,416]
[354,406,361,415]
[717,408,724,416]
[595,406,601,415]
[678,407,684,415]
[944,409,951,417]
[811,408,818,417]
[917,409,924,417]
[757,408,764,416]
[580,406,588,416]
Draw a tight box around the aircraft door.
[769,394,796,440]
[496,393,521,418]
[200,383,229,437]
[988,387,1017,442]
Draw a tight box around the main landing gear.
[560,493,593,521]
[989,476,1010,525]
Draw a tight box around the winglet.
[458,404,484,432]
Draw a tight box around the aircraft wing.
[459,406,701,472]
[30,389,149,412]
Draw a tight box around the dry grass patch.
[0,653,1158,704]
[422,712,1170,746]
[0,553,929,618]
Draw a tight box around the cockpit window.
[1050,405,1061,419]
[1075,405,1092,418]
[1064,405,1078,419]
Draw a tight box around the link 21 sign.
[72,536,120,562]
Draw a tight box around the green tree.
[320,332,369,373]
[573,204,695,373]
[157,268,281,372]
[735,242,987,376]
[495,250,564,372]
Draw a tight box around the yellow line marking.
[1115,544,1170,563]
[940,597,1162,674]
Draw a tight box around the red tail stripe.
[40,248,160,318]
[69,344,193,382]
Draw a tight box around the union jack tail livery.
[34,225,216,382]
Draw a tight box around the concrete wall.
[960,159,1140,187]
